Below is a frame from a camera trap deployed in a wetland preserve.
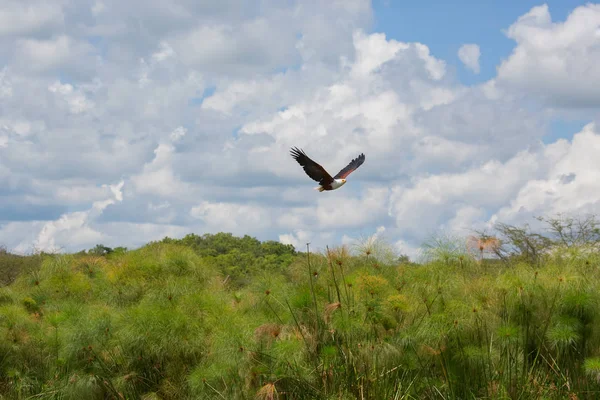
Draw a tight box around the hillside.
[2,223,600,399]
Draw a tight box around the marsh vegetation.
[2,216,600,399]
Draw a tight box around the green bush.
[1,228,600,399]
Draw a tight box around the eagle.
[290,147,365,192]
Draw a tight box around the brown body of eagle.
[290,147,366,191]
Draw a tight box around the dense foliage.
[158,233,297,287]
[0,247,43,286]
[2,222,600,399]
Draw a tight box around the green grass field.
[2,218,600,399]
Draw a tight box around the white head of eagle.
[290,147,365,192]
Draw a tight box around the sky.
[1,0,600,258]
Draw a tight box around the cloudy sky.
[1,0,600,257]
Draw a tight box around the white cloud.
[1,119,37,137]
[190,201,272,234]
[492,123,600,223]
[53,183,117,204]
[15,180,124,253]
[414,43,447,81]
[15,35,97,77]
[457,44,481,74]
[0,67,12,98]
[48,81,95,114]
[350,31,409,77]
[388,146,559,240]
[386,122,600,250]
[107,180,125,202]
[279,230,334,252]
[169,126,186,142]
[0,1,64,37]
[91,1,106,16]
[237,32,460,181]
[313,187,390,229]
[18,35,72,68]
[152,41,176,62]
[130,141,191,198]
[1,1,599,258]
[394,238,422,260]
[172,25,241,67]
[201,78,284,115]
[497,3,600,106]
[275,186,390,232]
[411,135,482,169]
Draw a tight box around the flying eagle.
[290,147,365,192]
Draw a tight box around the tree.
[489,222,553,265]
[397,254,411,264]
[88,244,114,256]
[536,213,600,249]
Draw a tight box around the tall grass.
[1,231,600,399]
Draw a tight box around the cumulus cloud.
[312,187,390,230]
[497,3,600,107]
[238,30,464,183]
[457,44,481,73]
[130,138,192,198]
[387,123,600,249]
[491,123,600,224]
[48,81,95,114]
[279,230,334,252]
[1,0,599,259]
[388,147,550,240]
[190,201,272,234]
[0,1,64,37]
[201,77,286,115]
[12,180,124,253]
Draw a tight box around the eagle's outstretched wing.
[334,153,365,179]
[290,147,334,186]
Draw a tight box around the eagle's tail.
[314,186,325,192]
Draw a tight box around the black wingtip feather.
[333,152,366,179]
[289,147,304,160]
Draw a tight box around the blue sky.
[372,0,588,83]
[0,1,599,257]
[373,1,593,144]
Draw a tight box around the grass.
[1,227,600,399]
